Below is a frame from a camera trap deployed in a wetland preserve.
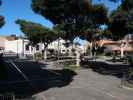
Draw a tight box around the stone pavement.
[33,69,133,100]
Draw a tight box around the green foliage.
[53,24,67,40]
[126,55,133,65]
[109,11,128,40]
[0,1,5,28]
[121,0,133,11]
[109,0,133,40]
[0,16,4,28]
[53,23,76,42]
[64,64,80,72]
[34,52,42,60]
[16,19,57,47]
[32,0,65,24]
[32,0,108,42]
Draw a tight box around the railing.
[0,94,15,100]
[0,94,36,100]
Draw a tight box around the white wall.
[5,39,23,54]
[4,39,42,55]
[0,37,6,48]
[48,39,67,53]
[3,38,84,55]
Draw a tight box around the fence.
[0,94,15,100]
[0,94,35,100]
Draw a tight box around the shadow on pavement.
[0,58,8,80]
[81,60,130,78]
[0,58,77,99]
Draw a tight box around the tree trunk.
[44,49,47,60]
[120,47,124,58]
[20,39,26,59]
[90,42,93,57]
[120,42,125,58]
[58,38,60,60]
[69,41,73,56]
[76,50,80,67]
[43,45,48,60]
[32,46,36,60]
[22,39,24,57]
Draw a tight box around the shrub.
[64,64,80,72]
[126,55,133,65]
[34,52,42,60]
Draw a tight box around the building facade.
[0,36,84,56]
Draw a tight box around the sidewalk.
[33,69,133,100]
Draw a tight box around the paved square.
[34,69,133,100]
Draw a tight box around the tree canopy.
[0,0,5,28]
[31,0,108,42]
[16,19,57,47]
[31,0,133,41]
[109,0,133,40]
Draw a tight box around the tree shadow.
[81,60,130,78]
[0,59,77,99]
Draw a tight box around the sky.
[0,0,121,36]
[93,0,121,12]
[0,0,53,36]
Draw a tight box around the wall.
[5,39,23,54]
[0,37,6,48]
[48,39,68,53]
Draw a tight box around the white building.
[0,36,85,56]
[5,39,35,55]
[48,39,67,54]
[0,36,36,55]
[48,38,85,54]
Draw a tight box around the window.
[25,45,29,51]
